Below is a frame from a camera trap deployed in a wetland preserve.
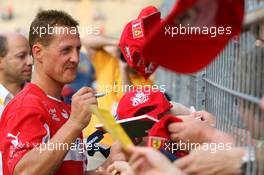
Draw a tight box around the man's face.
[2,35,32,83]
[40,26,81,84]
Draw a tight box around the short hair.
[29,10,79,50]
[0,35,8,57]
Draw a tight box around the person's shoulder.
[5,83,46,111]
[0,84,48,127]
[0,83,10,99]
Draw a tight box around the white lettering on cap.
[130,92,149,106]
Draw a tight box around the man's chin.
[63,76,77,84]
[22,75,32,82]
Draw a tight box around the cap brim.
[141,0,244,73]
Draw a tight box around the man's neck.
[31,71,63,100]
[0,81,22,96]
[0,75,22,95]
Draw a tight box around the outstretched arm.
[81,34,118,57]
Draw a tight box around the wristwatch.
[241,147,256,175]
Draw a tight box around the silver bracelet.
[241,147,256,174]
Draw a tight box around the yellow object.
[90,106,133,149]
[0,98,4,105]
[83,50,154,145]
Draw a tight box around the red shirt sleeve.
[2,106,50,175]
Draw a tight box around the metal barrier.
[157,0,264,174]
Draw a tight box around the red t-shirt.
[0,83,86,175]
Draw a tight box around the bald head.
[0,32,28,55]
[0,32,32,83]
[0,32,27,39]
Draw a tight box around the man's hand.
[70,87,97,130]
[192,111,216,126]
[93,142,127,173]
[127,147,184,175]
[107,161,134,175]
[174,147,245,175]
[86,142,129,175]
[97,144,184,175]
[170,102,192,116]
[168,115,234,145]
[168,115,216,144]
[107,142,127,163]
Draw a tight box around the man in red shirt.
[0,10,101,175]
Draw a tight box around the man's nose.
[26,55,33,65]
[70,49,80,63]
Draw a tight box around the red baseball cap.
[119,6,162,78]
[148,114,182,140]
[116,88,172,120]
[148,114,188,158]
[141,0,244,73]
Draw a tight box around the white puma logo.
[8,132,20,147]
[61,109,69,119]
[49,108,60,121]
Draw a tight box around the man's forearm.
[14,119,84,175]
[82,35,118,50]
[206,129,235,145]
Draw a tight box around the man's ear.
[32,43,43,63]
